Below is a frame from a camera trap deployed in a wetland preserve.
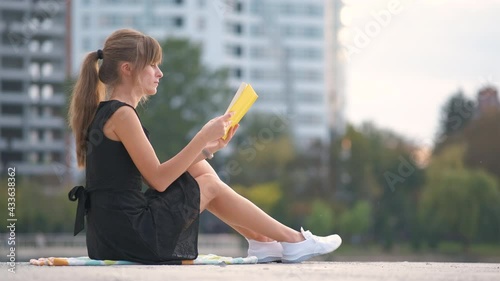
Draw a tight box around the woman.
[68,28,341,264]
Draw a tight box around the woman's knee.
[195,173,225,199]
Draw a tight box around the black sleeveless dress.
[68,100,200,264]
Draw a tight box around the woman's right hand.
[198,112,233,143]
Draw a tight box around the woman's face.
[138,63,163,95]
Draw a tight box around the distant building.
[477,86,499,115]
[0,0,68,182]
[70,0,346,150]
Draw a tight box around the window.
[43,152,53,164]
[293,70,322,81]
[41,85,53,100]
[30,130,39,144]
[250,46,276,59]
[41,40,53,53]
[45,130,53,142]
[29,85,40,101]
[226,45,243,57]
[41,18,53,30]
[250,69,280,80]
[250,25,266,36]
[1,81,23,92]
[306,4,322,16]
[288,47,323,60]
[173,17,184,28]
[299,113,323,124]
[226,23,243,35]
[232,68,243,79]
[43,106,53,117]
[29,40,40,52]
[2,57,24,69]
[234,23,243,34]
[41,63,53,77]
[1,105,23,115]
[235,1,243,13]
[304,27,322,38]
[298,92,324,103]
[28,152,39,164]
[0,128,23,139]
[30,63,40,79]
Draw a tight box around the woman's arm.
[188,124,239,167]
[108,106,230,192]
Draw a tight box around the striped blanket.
[30,254,258,266]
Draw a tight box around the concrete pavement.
[2,261,500,281]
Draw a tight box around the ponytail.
[69,51,105,168]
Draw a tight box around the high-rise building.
[0,0,67,181]
[71,0,345,149]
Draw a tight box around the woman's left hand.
[205,124,239,155]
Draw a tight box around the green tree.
[434,91,475,154]
[0,179,75,233]
[304,199,335,236]
[233,182,282,213]
[139,38,231,161]
[331,123,425,249]
[226,114,294,186]
[337,200,371,242]
[463,110,500,182]
[419,145,500,250]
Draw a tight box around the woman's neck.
[108,83,141,108]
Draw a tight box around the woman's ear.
[119,62,133,77]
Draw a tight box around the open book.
[223,82,259,140]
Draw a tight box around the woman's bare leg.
[188,161,303,243]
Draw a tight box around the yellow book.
[223,82,259,140]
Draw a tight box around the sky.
[340,0,500,147]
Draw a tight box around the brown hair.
[69,28,162,167]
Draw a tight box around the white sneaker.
[281,227,342,263]
[247,239,283,263]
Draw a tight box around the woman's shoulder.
[98,100,137,119]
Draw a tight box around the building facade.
[71,0,345,149]
[0,0,67,181]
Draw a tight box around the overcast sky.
[341,0,500,147]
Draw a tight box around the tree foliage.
[434,91,475,154]
[419,145,500,249]
[463,110,500,181]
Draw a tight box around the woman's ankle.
[282,231,305,243]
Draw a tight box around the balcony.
[38,72,65,84]
[0,42,28,55]
[0,68,30,80]
[0,0,30,10]
[0,93,30,104]
[29,116,65,128]
[11,139,66,152]
[31,48,63,60]
[32,24,65,39]
[0,115,23,127]
[37,93,66,106]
